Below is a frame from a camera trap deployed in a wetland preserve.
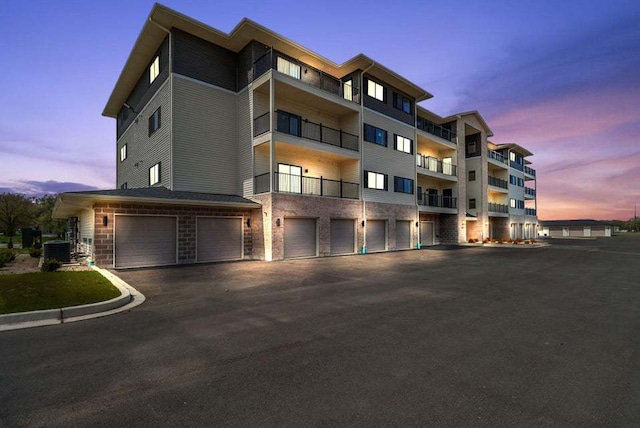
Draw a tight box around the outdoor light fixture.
[103,216,108,226]
[361,220,365,227]
[246,219,251,228]
[276,218,281,227]
[415,222,419,227]
[123,102,137,113]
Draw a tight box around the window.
[120,182,128,190]
[395,135,412,154]
[277,111,301,136]
[394,176,414,194]
[469,198,476,209]
[149,107,161,136]
[509,151,516,162]
[518,177,525,187]
[510,198,516,208]
[365,171,387,190]
[364,124,387,146]
[469,170,476,181]
[277,57,301,79]
[120,144,127,162]
[510,175,517,185]
[149,56,160,84]
[468,141,476,154]
[278,163,302,193]
[149,163,160,186]
[393,92,411,114]
[343,79,353,101]
[367,80,384,101]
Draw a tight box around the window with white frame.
[365,171,387,190]
[367,80,384,101]
[120,144,127,162]
[149,163,160,186]
[509,151,516,162]
[510,198,516,208]
[277,57,301,79]
[149,56,160,84]
[395,135,412,154]
[343,79,353,101]
[149,107,161,136]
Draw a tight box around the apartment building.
[53,4,538,268]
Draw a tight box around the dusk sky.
[1,0,638,220]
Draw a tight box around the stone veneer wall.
[92,202,255,267]
[439,214,459,244]
[491,217,510,240]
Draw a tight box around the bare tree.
[0,193,34,248]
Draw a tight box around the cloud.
[0,180,99,196]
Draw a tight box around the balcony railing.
[525,208,537,216]
[417,193,457,209]
[525,187,536,197]
[488,202,509,213]
[276,110,359,151]
[253,112,270,137]
[252,49,360,103]
[253,172,359,199]
[510,161,524,172]
[488,175,508,189]
[525,166,536,176]
[416,117,457,143]
[488,149,508,165]
[416,154,457,177]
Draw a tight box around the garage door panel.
[420,221,434,246]
[330,219,355,255]
[197,217,243,262]
[115,216,177,268]
[396,221,411,249]
[285,218,317,258]
[367,220,386,251]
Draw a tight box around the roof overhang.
[103,3,432,117]
[494,143,533,157]
[52,192,261,219]
[444,110,494,137]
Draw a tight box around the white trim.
[195,216,244,263]
[363,106,416,130]
[172,72,239,95]
[113,214,179,269]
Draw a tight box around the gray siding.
[362,109,416,205]
[78,208,94,257]
[238,89,253,197]
[117,79,172,189]
[172,75,239,194]
[363,74,414,125]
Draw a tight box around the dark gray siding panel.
[117,35,170,139]
[363,74,414,126]
[172,28,237,92]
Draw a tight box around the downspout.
[360,61,375,254]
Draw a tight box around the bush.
[33,241,42,249]
[41,259,61,272]
[29,247,42,258]
[0,249,16,264]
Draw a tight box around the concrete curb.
[0,266,145,332]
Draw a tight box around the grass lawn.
[0,271,121,315]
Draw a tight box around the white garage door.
[396,221,411,249]
[367,220,386,252]
[115,216,177,268]
[284,218,317,258]
[330,219,355,255]
[569,226,583,237]
[420,221,434,246]
[197,217,243,262]
[591,227,606,237]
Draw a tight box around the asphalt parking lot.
[1,237,639,427]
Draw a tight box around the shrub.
[29,247,42,258]
[41,258,61,272]
[33,242,42,249]
[0,249,16,264]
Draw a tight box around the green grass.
[0,271,121,314]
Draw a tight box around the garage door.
[591,226,606,237]
[569,226,583,237]
[115,216,176,268]
[420,221,434,246]
[330,219,355,255]
[197,217,243,262]
[284,218,317,258]
[396,220,411,249]
[549,227,563,237]
[367,220,386,252]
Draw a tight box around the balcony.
[488,202,509,214]
[525,187,536,197]
[252,49,360,104]
[525,208,537,216]
[488,175,508,189]
[525,166,536,177]
[254,172,359,199]
[417,154,457,177]
[253,112,270,137]
[488,149,508,165]
[416,117,457,143]
[417,193,457,209]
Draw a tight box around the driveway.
[1,239,639,427]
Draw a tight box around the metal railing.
[488,202,509,213]
[253,112,270,137]
[510,160,524,171]
[488,149,508,164]
[416,117,457,143]
[416,154,457,176]
[525,166,536,176]
[253,172,359,199]
[525,208,537,216]
[525,187,536,197]
[488,175,508,189]
[277,110,359,151]
[417,193,457,209]
[252,49,360,103]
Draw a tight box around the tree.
[33,194,66,236]
[0,193,34,248]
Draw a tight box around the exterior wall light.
[246,218,251,228]
[276,218,281,227]
[103,216,108,226]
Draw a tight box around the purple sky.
[1,0,639,220]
